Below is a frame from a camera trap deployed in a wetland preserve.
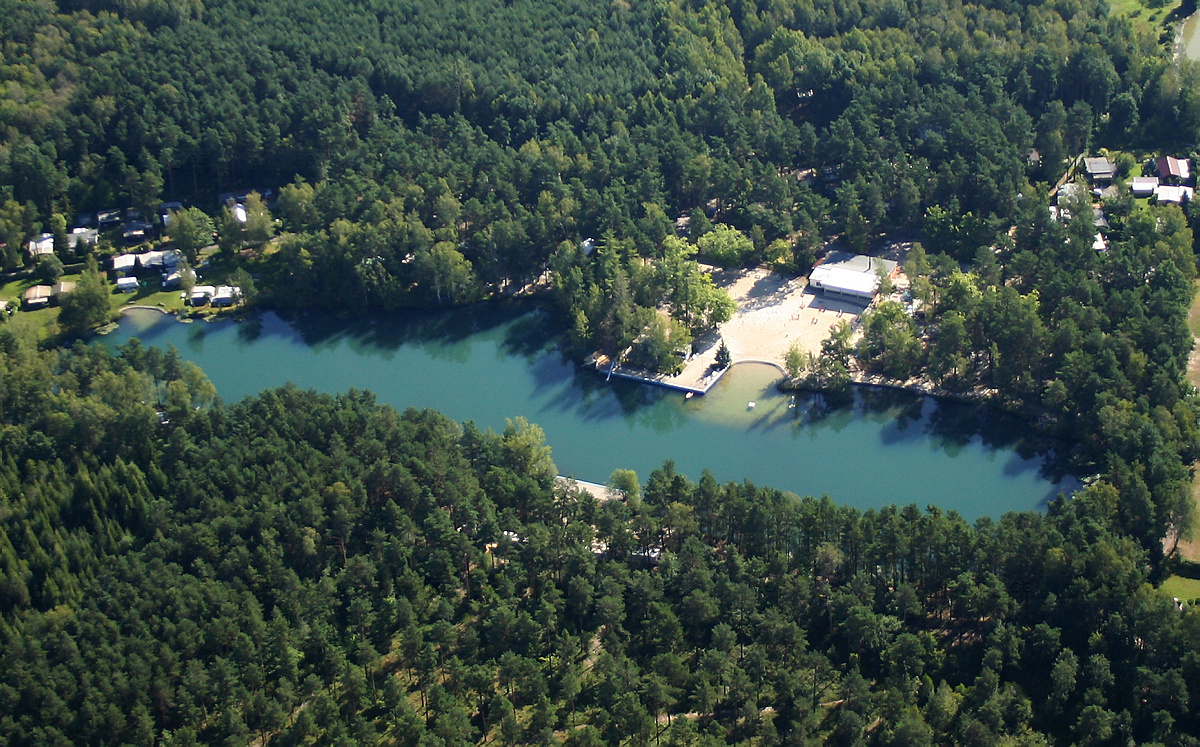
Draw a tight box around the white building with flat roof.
[112,253,138,276]
[1131,177,1159,197]
[809,251,898,303]
[1154,185,1195,204]
[189,285,216,306]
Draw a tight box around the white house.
[27,233,54,257]
[1131,177,1159,197]
[210,285,241,307]
[1154,185,1195,204]
[189,285,216,306]
[112,253,138,276]
[23,285,52,308]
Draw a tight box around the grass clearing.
[1161,574,1200,600]
[1108,0,1186,34]
[116,277,188,314]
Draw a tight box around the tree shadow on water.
[792,384,1083,490]
[236,313,264,342]
[500,304,561,358]
[274,300,536,360]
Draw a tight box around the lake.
[107,303,1076,520]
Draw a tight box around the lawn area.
[0,274,35,308]
[116,277,188,314]
[1161,574,1200,601]
[1108,0,1186,34]
[0,272,66,341]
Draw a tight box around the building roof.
[1131,176,1159,195]
[112,254,138,270]
[52,281,76,297]
[122,221,153,241]
[116,276,139,289]
[817,250,899,275]
[1084,157,1115,179]
[810,265,881,296]
[27,233,54,256]
[137,250,181,268]
[1154,185,1195,204]
[1156,156,1191,181]
[809,251,899,299]
[70,227,99,248]
[24,285,52,301]
[211,285,241,306]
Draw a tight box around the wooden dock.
[590,353,730,396]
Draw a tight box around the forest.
[5,0,1200,741]
[0,0,1191,559]
[0,335,1198,745]
[4,0,1200,324]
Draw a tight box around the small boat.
[685,392,694,399]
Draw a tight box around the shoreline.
[119,298,1078,471]
[120,304,175,315]
[1174,7,1197,60]
[780,369,998,407]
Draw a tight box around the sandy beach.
[599,242,913,393]
[608,265,871,392]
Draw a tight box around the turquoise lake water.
[107,303,1076,520]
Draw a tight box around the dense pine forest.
[6,0,1200,742]
[0,336,1196,745]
